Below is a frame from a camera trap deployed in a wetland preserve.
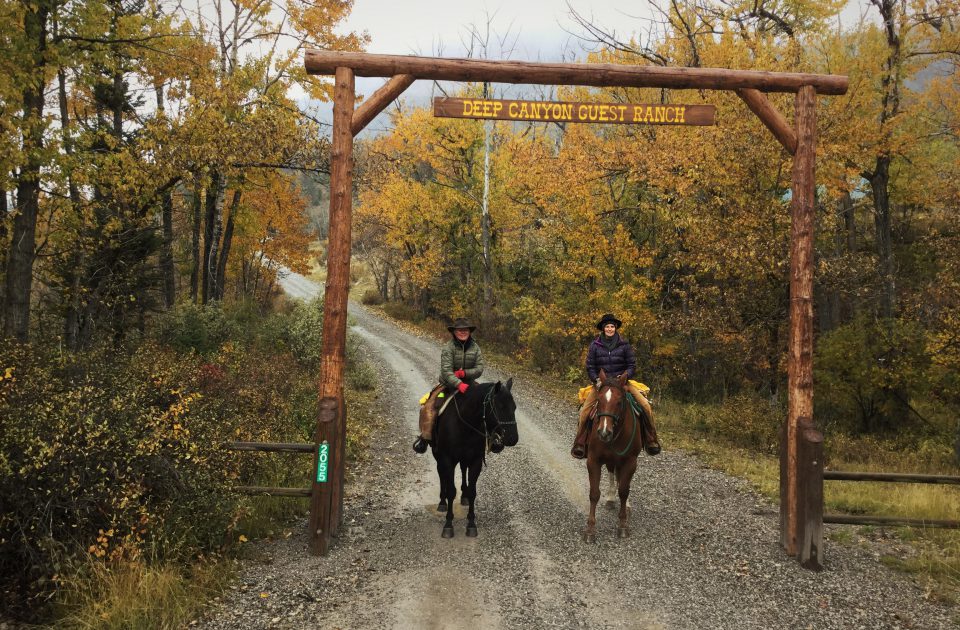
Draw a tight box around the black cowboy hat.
[447,317,477,332]
[595,313,623,330]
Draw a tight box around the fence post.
[309,397,338,555]
[798,420,823,570]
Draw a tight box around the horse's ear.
[598,369,607,382]
[493,381,501,392]
[617,373,628,385]
[506,377,513,391]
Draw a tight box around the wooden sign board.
[434,97,715,126]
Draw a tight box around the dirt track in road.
[199,273,958,629]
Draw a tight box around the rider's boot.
[570,415,589,459]
[414,394,438,454]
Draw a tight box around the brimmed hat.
[447,317,476,333]
[595,313,623,330]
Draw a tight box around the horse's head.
[487,378,518,450]
[595,369,628,443]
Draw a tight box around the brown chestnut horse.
[583,369,644,542]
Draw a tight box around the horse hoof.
[442,527,454,538]
[617,527,630,538]
[461,496,469,506]
[582,532,596,543]
[466,526,478,537]
[436,501,446,512]
[605,499,617,510]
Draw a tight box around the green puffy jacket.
[439,337,484,388]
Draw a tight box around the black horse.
[430,379,519,538]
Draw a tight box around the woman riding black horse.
[414,318,495,453]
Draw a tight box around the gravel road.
[198,271,957,630]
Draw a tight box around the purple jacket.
[586,333,636,382]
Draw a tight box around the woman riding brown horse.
[583,369,644,542]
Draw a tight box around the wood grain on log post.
[736,88,798,155]
[309,397,339,555]
[784,85,817,557]
[305,50,849,95]
[351,74,415,135]
[798,421,823,571]
[311,66,355,555]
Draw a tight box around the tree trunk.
[3,1,49,341]
[214,189,240,300]
[156,83,176,308]
[201,172,221,304]
[205,181,225,303]
[59,65,86,350]
[190,185,202,303]
[870,157,896,320]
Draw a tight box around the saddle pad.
[577,381,651,403]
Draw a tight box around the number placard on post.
[434,97,715,126]
[316,441,330,483]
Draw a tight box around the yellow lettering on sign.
[462,100,473,116]
[577,104,587,120]
[665,107,675,123]
[561,103,573,119]
[677,106,686,123]
[509,102,518,117]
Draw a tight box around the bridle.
[594,380,637,456]
[453,384,516,446]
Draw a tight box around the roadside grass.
[52,557,231,630]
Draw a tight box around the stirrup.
[412,437,430,454]
[644,442,661,456]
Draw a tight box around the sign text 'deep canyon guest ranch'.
[433,97,715,125]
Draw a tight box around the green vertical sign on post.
[316,441,330,483]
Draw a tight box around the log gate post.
[785,85,817,557]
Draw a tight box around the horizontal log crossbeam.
[305,50,849,95]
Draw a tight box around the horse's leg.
[439,458,456,538]
[605,465,618,510]
[583,457,601,543]
[460,465,469,506]
[617,456,638,538]
[435,458,447,512]
[464,460,482,537]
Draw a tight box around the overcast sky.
[305,0,870,135]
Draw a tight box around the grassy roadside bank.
[361,301,960,610]
[1,297,380,629]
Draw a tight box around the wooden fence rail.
[823,468,960,529]
[824,471,960,485]
[224,441,314,453]
[225,442,316,499]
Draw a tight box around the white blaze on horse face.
[604,389,613,403]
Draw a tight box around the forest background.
[1,0,959,625]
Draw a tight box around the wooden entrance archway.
[303,50,847,566]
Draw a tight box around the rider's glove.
[454,369,466,378]
[457,382,469,394]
